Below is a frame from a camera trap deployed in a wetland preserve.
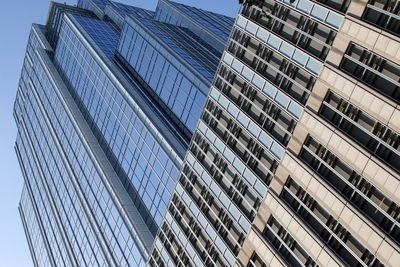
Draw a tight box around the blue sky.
[0,0,238,266]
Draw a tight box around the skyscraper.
[14,0,233,266]
[151,0,400,266]
[16,0,400,266]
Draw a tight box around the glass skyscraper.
[15,0,233,266]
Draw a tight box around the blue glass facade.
[54,14,182,233]
[15,1,233,266]
[155,0,234,52]
[19,186,53,267]
[105,2,155,29]
[77,0,110,18]
[15,24,107,267]
[117,15,219,132]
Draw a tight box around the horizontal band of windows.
[151,237,175,267]
[228,29,315,105]
[149,245,168,267]
[323,91,399,152]
[162,209,209,267]
[171,183,235,266]
[190,133,261,219]
[300,137,400,245]
[320,100,400,172]
[222,51,304,119]
[184,151,253,233]
[242,0,337,60]
[195,120,269,197]
[202,99,279,182]
[164,200,215,266]
[209,87,286,160]
[179,165,246,252]
[246,252,269,267]
[263,216,317,267]
[340,42,400,105]
[235,15,324,76]
[282,178,383,267]
[215,66,295,147]
[278,0,344,29]
[362,1,400,37]
[156,222,193,267]
[310,0,351,14]
[168,197,225,266]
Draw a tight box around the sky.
[0,0,238,266]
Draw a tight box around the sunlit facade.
[150,0,400,266]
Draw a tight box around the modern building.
[14,0,233,266]
[150,0,400,267]
[16,0,400,266]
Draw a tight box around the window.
[202,99,278,184]
[299,136,400,245]
[168,192,227,266]
[319,91,400,172]
[312,0,352,13]
[180,165,245,255]
[340,43,400,104]
[228,29,316,105]
[281,178,383,266]
[263,217,317,267]
[215,65,296,147]
[242,0,337,60]
[149,249,166,267]
[247,253,268,267]
[362,0,400,37]
[190,133,261,221]
[157,220,193,267]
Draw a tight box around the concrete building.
[151,0,400,266]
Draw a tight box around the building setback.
[150,0,400,267]
[14,0,233,266]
